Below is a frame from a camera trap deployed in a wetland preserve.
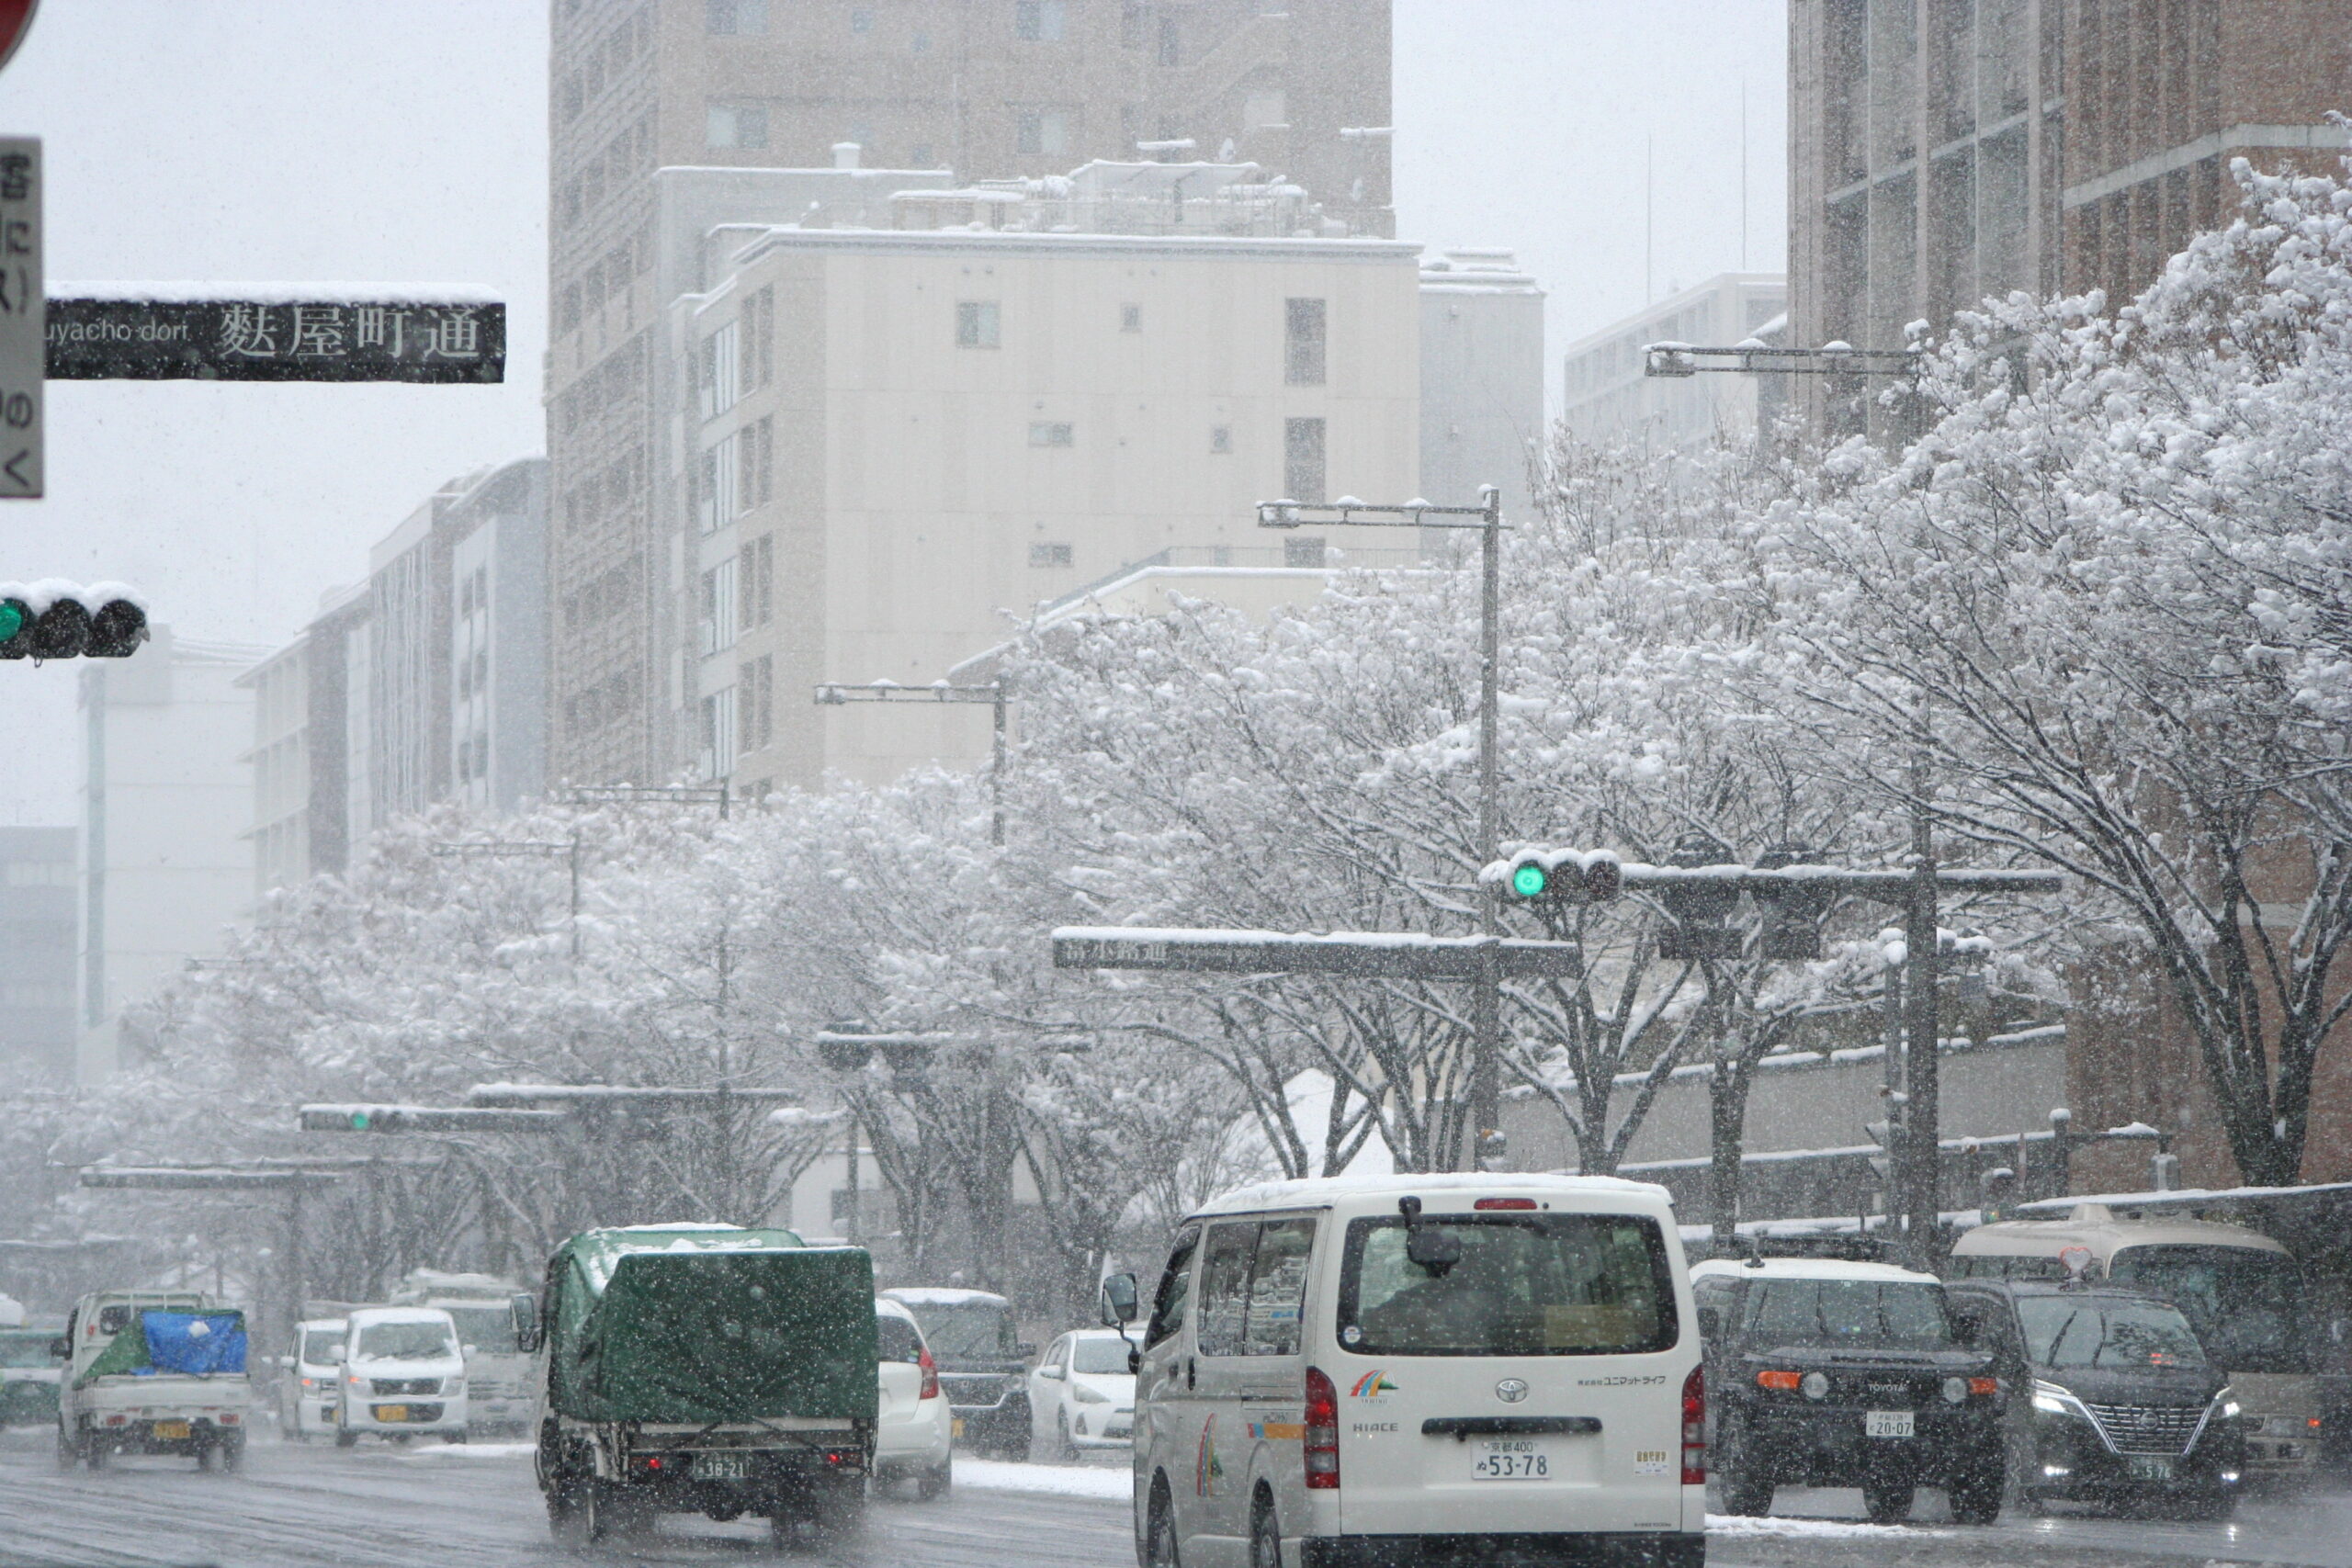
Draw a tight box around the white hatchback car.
[875,1298,953,1498]
[1029,1328,1137,1458]
[281,1317,346,1442]
[334,1307,469,1446]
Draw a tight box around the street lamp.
[1256,484,1509,1171]
[814,681,1012,844]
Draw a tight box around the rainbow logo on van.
[1351,1371,1398,1400]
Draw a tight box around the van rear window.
[1337,1213,1677,1358]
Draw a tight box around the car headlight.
[2031,1380,2081,1416]
[1800,1371,1829,1402]
[1941,1377,1968,1405]
[1070,1382,1110,1404]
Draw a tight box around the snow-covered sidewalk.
[952,1458,1130,1500]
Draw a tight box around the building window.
[1284,536,1329,569]
[1015,0,1068,41]
[700,321,741,419]
[701,688,739,779]
[851,6,874,34]
[956,300,1001,348]
[1121,302,1142,333]
[1029,421,1074,446]
[746,285,775,388]
[707,0,768,35]
[699,432,742,533]
[1017,108,1070,156]
[1210,424,1232,454]
[702,557,741,655]
[752,415,775,504]
[744,653,774,750]
[1030,542,1073,568]
[1283,417,1326,502]
[750,533,775,624]
[707,100,770,150]
[1285,298,1327,385]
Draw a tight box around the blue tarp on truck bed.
[139,1312,245,1376]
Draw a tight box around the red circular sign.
[0,2,38,76]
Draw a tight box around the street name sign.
[0,137,38,497]
[47,289,504,382]
[1051,927,1582,980]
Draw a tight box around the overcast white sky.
[0,0,1785,826]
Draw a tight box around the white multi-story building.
[1419,248,1544,522]
[78,629,267,1083]
[1558,273,1787,450]
[673,199,1422,795]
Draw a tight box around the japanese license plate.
[2126,1456,2174,1481]
[152,1419,190,1440]
[952,1417,966,1439]
[1473,1438,1551,1479]
[373,1404,409,1423]
[695,1451,751,1480]
[1864,1411,1915,1438]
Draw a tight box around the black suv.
[1695,1258,2007,1523]
[878,1287,1033,1460]
[1945,1279,2245,1518]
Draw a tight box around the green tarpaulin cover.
[546,1225,877,1425]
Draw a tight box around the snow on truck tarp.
[77,1310,246,1384]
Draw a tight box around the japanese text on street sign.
[0,137,40,497]
[45,296,504,383]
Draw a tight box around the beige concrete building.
[677,220,1421,795]
[548,0,1394,789]
[1558,274,1789,449]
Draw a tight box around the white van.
[280,1317,346,1441]
[1951,1206,2318,1481]
[1106,1174,1704,1568]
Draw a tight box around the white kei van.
[1105,1174,1704,1568]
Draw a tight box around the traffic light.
[1864,1118,1899,1183]
[1655,833,1741,961]
[1751,842,1834,961]
[1502,848,1622,908]
[0,581,148,662]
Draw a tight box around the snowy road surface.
[0,1432,2348,1566]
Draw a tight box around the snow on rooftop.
[1689,1257,1939,1284]
[53,281,501,304]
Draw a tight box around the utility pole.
[1902,709,1942,1267]
[813,681,1011,844]
[1255,487,1509,1171]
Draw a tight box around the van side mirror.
[1696,1305,1722,1342]
[48,1336,69,1359]
[511,1292,543,1356]
[1100,1272,1140,1327]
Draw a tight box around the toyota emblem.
[1495,1378,1530,1404]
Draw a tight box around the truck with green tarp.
[520,1223,877,1547]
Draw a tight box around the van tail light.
[918,1346,941,1402]
[1474,1198,1538,1211]
[1756,1370,1801,1392]
[1680,1364,1706,1484]
[1304,1366,1340,1490]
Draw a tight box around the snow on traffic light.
[1500,847,1623,906]
[0,580,148,662]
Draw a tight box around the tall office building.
[0,827,76,1087]
[1788,0,2352,433]
[546,0,1394,788]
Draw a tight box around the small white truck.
[54,1289,253,1471]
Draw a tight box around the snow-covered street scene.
[3,2,2352,1565]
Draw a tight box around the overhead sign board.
[0,136,37,497]
[45,293,504,383]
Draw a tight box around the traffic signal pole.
[1255,486,1510,1171]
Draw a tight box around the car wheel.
[1717,1463,1774,1517]
[197,1439,219,1472]
[1056,1410,1077,1463]
[916,1454,953,1501]
[1146,1481,1181,1568]
[1249,1493,1281,1568]
[85,1441,108,1471]
[334,1419,357,1450]
[812,1475,868,1544]
[1860,1475,1913,1524]
[54,1425,77,1471]
[444,1431,468,1445]
[220,1438,246,1474]
[1948,1461,2002,1525]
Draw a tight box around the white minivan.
[334,1307,469,1446]
[1105,1174,1704,1568]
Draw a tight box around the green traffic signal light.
[349,1109,372,1131]
[0,602,19,642]
[1510,863,1548,898]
